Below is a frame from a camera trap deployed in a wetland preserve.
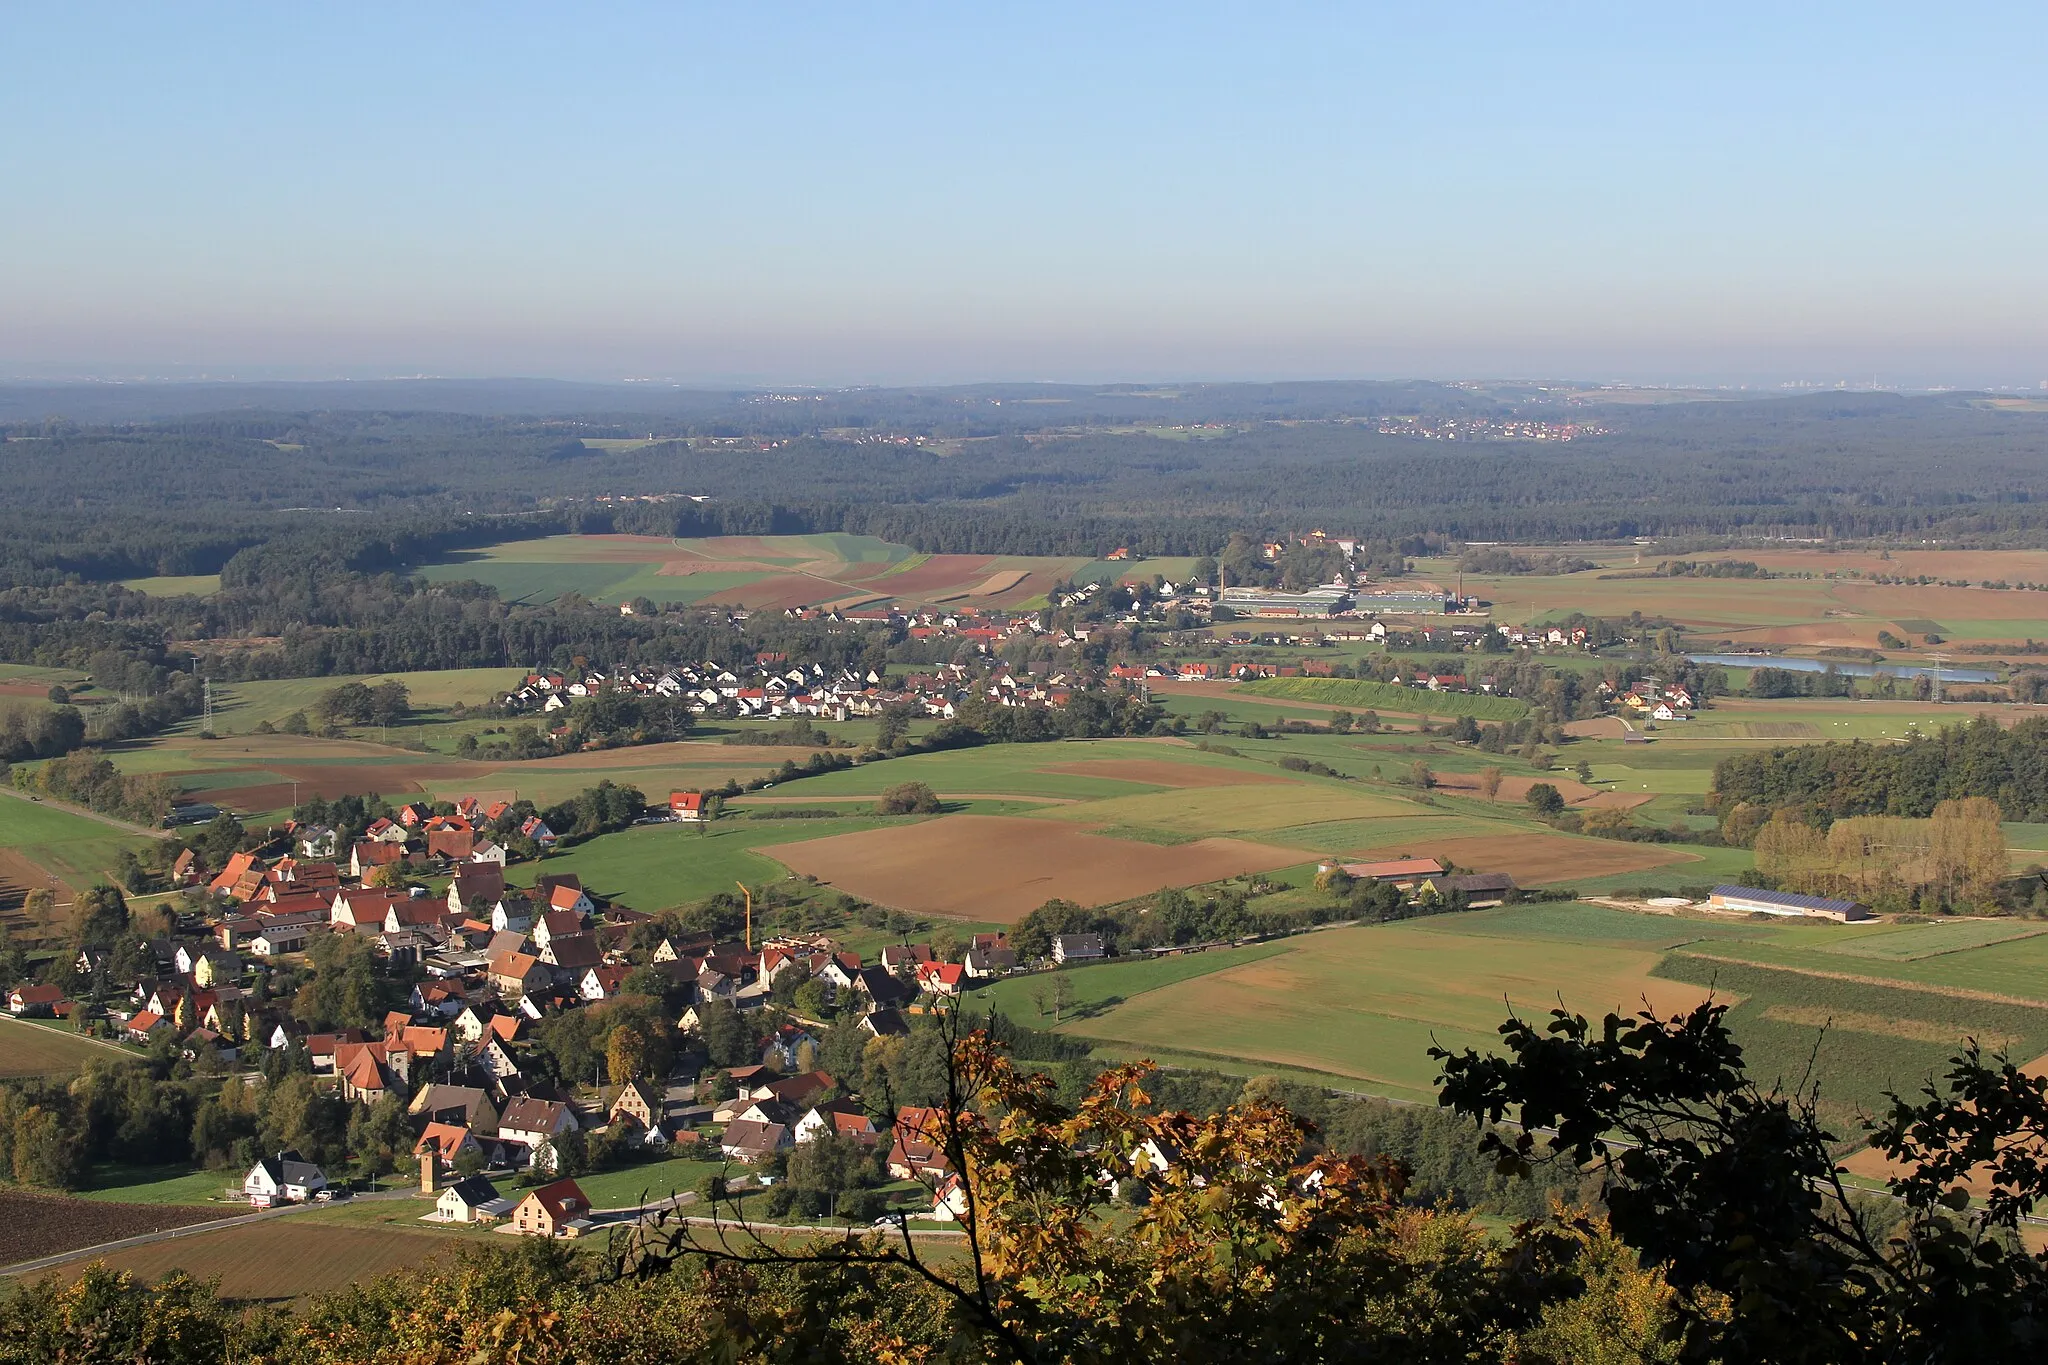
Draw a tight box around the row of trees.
[1749,797,2012,910]
[10,748,177,825]
[1714,715,2048,823]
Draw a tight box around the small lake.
[1686,653,2000,684]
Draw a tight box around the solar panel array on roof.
[1711,885,1861,914]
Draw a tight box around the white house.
[435,1173,515,1223]
[250,924,312,957]
[244,1150,327,1206]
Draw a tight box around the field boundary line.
[1669,950,2048,1011]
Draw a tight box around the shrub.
[876,781,941,815]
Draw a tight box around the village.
[0,782,1127,1239]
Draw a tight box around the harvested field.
[0,846,78,913]
[861,554,994,596]
[0,1188,235,1269]
[26,1219,460,1302]
[702,573,846,611]
[1036,784,1420,834]
[1427,770,1652,810]
[769,814,1312,920]
[984,569,1069,606]
[1034,759,1291,788]
[1353,832,1696,885]
[971,569,1029,595]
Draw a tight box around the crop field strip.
[406,532,1174,611]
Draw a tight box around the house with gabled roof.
[244,1150,326,1206]
[886,1106,953,1181]
[9,984,65,1017]
[795,1099,878,1146]
[488,950,550,997]
[409,1082,499,1134]
[413,1121,482,1170]
[719,1118,791,1163]
[435,1173,514,1223]
[608,1078,665,1135]
[508,1177,591,1237]
[499,1096,578,1166]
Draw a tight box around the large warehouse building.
[1707,885,1872,922]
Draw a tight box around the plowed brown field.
[0,1189,235,1268]
[770,814,1312,920]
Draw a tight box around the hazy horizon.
[6,4,2045,388]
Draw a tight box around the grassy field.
[1237,676,1530,721]
[505,815,902,911]
[0,796,144,890]
[0,1017,125,1080]
[410,532,1178,612]
[1002,907,1727,1101]
[117,574,221,597]
[1653,953,2048,1133]
[1413,545,2048,656]
[75,1163,239,1206]
[998,902,2048,1120]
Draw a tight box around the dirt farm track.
[770,814,1313,921]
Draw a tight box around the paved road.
[0,782,164,840]
[0,1187,419,1279]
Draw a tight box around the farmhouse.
[1419,872,1518,908]
[8,984,65,1017]
[669,790,708,822]
[1337,858,1445,888]
[1708,885,1872,923]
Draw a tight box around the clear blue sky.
[3,3,2043,386]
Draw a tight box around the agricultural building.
[1708,885,1871,923]
[1219,586,1350,617]
[1337,858,1446,888]
[1421,873,1518,907]
[1355,591,1450,615]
